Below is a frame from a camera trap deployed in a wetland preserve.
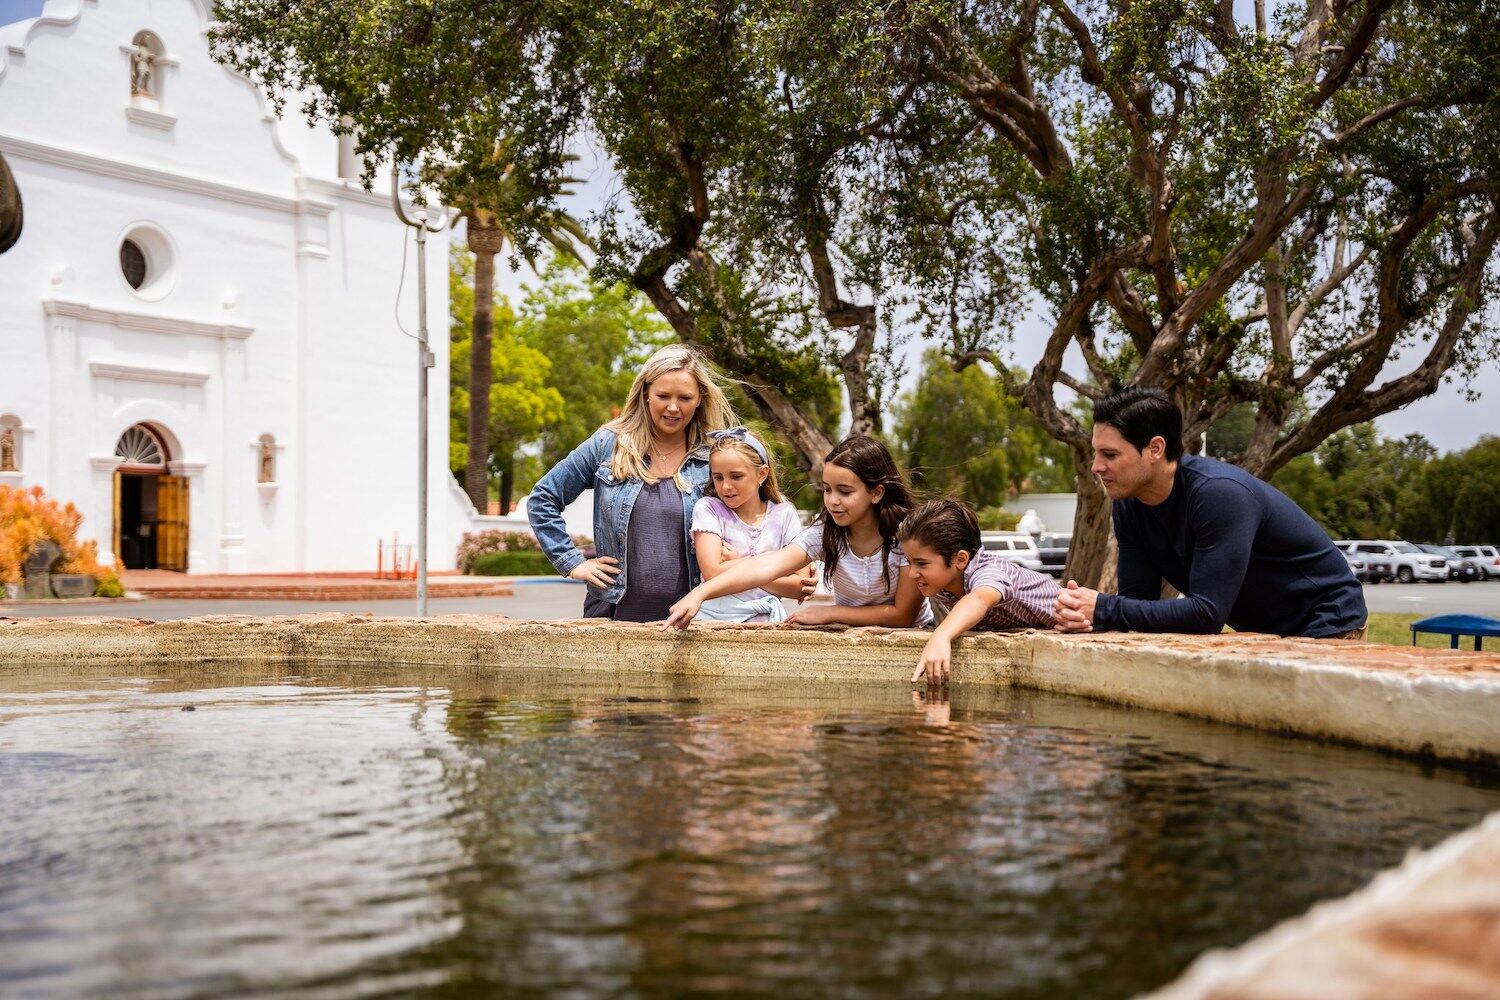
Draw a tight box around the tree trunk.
[498,461,514,517]
[1063,452,1112,588]
[465,223,502,513]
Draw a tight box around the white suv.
[980,532,1046,572]
[1338,540,1448,583]
[1452,544,1500,580]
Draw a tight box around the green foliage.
[455,529,544,574]
[977,507,1022,531]
[1204,403,1256,460]
[1268,424,1468,540]
[469,551,555,576]
[893,350,1075,509]
[94,573,125,599]
[449,247,564,490]
[210,0,1500,550]
[1395,436,1500,543]
[516,260,673,474]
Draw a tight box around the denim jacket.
[528,427,712,606]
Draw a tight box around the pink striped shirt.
[932,549,1059,630]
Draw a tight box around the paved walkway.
[1362,580,1500,615]
[120,569,514,600]
[1,580,585,620]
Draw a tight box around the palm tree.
[441,145,589,514]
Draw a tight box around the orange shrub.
[0,484,115,587]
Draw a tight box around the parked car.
[1451,544,1500,580]
[1034,533,1071,577]
[1342,550,1368,583]
[979,532,1046,572]
[1334,541,1392,583]
[1336,540,1447,583]
[1417,544,1481,583]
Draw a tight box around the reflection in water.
[1,666,1497,999]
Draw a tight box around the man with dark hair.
[1055,386,1366,638]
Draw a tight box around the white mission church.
[0,0,497,574]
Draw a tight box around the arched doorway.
[113,424,189,571]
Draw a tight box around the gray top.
[613,478,690,623]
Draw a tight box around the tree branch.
[1136,174,1321,385]
[1262,200,1497,474]
[928,18,1072,177]
[1310,0,1396,110]
[1287,243,1374,335]
[805,196,881,435]
[1024,236,1152,446]
[1326,94,1426,147]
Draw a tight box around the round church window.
[120,239,148,289]
[116,224,175,300]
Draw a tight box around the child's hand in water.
[786,604,839,626]
[912,634,952,685]
[662,593,703,631]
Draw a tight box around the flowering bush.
[0,485,121,595]
[455,529,594,574]
[455,530,539,573]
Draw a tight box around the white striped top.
[793,522,934,626]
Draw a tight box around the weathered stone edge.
[1144,809,1500,999]
[3,614,1499,766]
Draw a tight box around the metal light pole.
[391,168,447,616]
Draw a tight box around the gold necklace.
[651,440,685,466]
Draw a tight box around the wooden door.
[112,471,122,564]
[155,474,189,571]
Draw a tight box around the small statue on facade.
[257,437,274,483]
[0,427,15,472]
[130,42,155,99]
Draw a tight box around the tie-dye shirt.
[691,497,803,601]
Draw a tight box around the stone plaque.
[50,574,95,599]
[21,540,62,600]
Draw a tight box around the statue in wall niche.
[0,428,15,472]
[258,438,274,483]
[130,42,156,99]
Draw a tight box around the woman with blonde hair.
[529,344,737,620]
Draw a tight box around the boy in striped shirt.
[899,499,1059,684]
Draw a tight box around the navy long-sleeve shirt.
[1092,455,1366,637]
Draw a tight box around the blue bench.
[1410,613,1500,651]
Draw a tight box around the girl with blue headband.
[665,435,932,631]
[690,428,815,622]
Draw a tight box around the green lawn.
[1365,612,1485,650]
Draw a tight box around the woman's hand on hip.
[569,556,621,588]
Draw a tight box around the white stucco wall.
[0,0,467,573]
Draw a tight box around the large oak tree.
[212,0,1500,583]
